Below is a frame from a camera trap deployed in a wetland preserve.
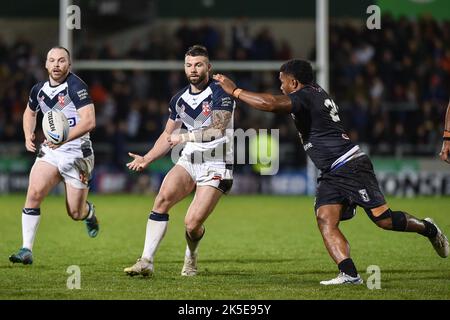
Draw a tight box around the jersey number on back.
[324,99,340,122]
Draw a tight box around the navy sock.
[338,258,358,277]
[149,211,169,221]
[22,208,41,216]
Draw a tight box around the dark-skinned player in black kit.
[213,59,448,285]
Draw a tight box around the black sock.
[419,220,438,238]
[338,258,358,277]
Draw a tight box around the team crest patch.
[359,189,370,202]
[58,93,65,106]
[202,101,211,116]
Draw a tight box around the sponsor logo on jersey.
[221,97,232,107]
[67,117,76,127]
[77,89,88,100]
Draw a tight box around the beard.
[187,72,207,85]
[49,69,69,83]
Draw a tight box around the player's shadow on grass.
[202,258,298,264]
[160,258,301,265]
[384,269,445,274]
[159,259,336,276]
[201,270,334,277]
[1,264,54,270]
[381,269,449,281]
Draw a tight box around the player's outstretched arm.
[127,118,181,172]
[440,100,450,163]
[213,74,292,113]
[23,105,37,153]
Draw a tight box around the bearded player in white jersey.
[9,46,99,265]
[124,45,235,277]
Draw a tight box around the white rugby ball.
[42,110,69,145]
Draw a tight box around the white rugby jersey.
[28,72,93,157]
[169,79,235,163]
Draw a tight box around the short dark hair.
[49,46,71,62]
[280,59,313,84]
[185,45,209,58]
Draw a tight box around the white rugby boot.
[424,218,449,258]
[181,253,198,276]
[124,258,153,277]
[320,272,363,285]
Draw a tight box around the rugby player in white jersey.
[9,46,99,265]
[124,45,235,277]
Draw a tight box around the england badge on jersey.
[202,101,211,116]
[58,93,65,106]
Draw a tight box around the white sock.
[22,208,41,251]
[185,245,198,258]
[85,202,94,220]
[141,212,169,261]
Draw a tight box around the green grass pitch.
[0,194,449,300]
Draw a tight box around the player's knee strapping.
[364,208,407,231]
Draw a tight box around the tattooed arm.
[167,109,232,147]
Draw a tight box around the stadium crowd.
[326,14,450,155]
[1,15,449,168]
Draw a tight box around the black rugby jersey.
[288,84,356,172]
